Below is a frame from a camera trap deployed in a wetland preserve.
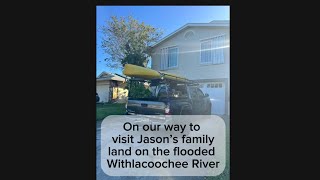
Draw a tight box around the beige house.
[151,20,230,115]
[96,72,128,103]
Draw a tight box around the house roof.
[151,20,230,48]
[96,71,125,82]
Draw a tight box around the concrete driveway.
[96,115,229,180]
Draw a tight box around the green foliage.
[128,81,152,98]
[100,16,163,69]
[122,53,146,67]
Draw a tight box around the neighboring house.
[96,72,128,103]
[151,20,230,115]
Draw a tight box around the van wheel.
[181,108,192,115]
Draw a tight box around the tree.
[100,16,163,69]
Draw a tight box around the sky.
[96,6,230,77]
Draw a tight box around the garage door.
[199,82,225,115]
[96,84,109,103]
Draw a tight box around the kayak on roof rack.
[123,64,190,83]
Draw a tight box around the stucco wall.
[151,26,229,81]
[151,26,230,115]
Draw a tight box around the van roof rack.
[151,78,199,86]
[117,73,199,86]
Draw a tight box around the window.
[196,88,204,97]
[160,46,178,70]
[184,30,195,39]
[200,41,212,64]
[200,35,226,64]
[189,87,198,99]
[158,86,168,98]
[168,84,188,98]
[190,87,204,99]
[168,47,178,68]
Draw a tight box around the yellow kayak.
[123,64,189,82]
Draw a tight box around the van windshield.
[129,81,188,100]
[128,80,188,99]
[167,84,189,99]
[148,83,189,99]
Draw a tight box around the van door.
[189,86,202,114]
[195,87,208,114]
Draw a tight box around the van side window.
[169,84,188,98]
[196,88,204,97]
[190,87,198,99]
[158,86,167,98]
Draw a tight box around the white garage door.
[199,82,225,115]
[96,84,109,103]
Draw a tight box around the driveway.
[96,115,230,180]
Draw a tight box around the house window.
[184,30,195,39]
[160,46,178,70]
[168,47,178,68]
[200,41,212,64]
[200,35,226,64]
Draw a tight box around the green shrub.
[128,81,152,98]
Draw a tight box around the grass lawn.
[96,103,126,121]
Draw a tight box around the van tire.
[180,107,192,115]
